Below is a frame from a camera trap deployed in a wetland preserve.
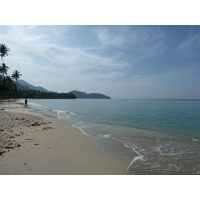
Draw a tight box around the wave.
[27,99,200,174]
[72,124,92,137]
[126,156,144,173]
[27,102,47,110]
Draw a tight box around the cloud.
[94,26,168,64]
[2,25,199,99]
[3,26,132,87]
[95,26,124,48]
[3,26,166,91]
[179,35,200,49]
[128,27,167,61]
[178,34,200,56]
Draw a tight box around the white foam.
[192,138,200,143]
[70,111,75,115]
[55,110,72,120]
[125,144,132,149]
[28,102,46,109]
[131,146,143,157]
[126,156,144,172]
[153,145,162,152]
[56,110,76,117]
[72,124,91,137]
[125,144,145,173]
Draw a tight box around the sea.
[25,99,200,175]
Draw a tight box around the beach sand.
[0,100,128,175]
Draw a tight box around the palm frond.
[0,44,10,60]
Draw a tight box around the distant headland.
[71,90,111,99]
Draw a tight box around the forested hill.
[16,89,76,99]
[71,90,111,99]
[1,76,110,99]
[15,80,111,99]
[15,80,49,92]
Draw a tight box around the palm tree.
[0,44,10,61]
[0,63,10,76]
[0,76,17,97]
[11,70,22,81]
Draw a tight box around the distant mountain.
[71,90,111,99]
[15,80,50,92]
[1,75,111,99]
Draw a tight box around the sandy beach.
[0,100,128,175]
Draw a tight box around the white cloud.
[178,35,200,49]
[2,25,199,99]
[96,27,124,47]
[178,34,200,56]
[2,26,132,90]
[94,26,168,64]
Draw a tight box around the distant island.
[71,90,111,99]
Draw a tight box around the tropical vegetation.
[11,70,22,81]
[0,43,76,99]
[0,44,10,60]
[0,76,17,97]
[0,63,10,76]
[16,89,76,99]
[0,43,22,98]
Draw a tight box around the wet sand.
[0,100,128,175]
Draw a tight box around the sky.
[1,25,200,99]
[1,1,199,198]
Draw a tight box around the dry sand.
[0,100,128,175]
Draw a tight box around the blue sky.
[1,25,200,99]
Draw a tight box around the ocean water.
[26,99,200,175]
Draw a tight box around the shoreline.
[0,100,128,175]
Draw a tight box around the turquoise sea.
[26,99,200,175]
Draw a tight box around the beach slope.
[0,100,128,175]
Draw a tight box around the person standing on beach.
[25,98,28,106]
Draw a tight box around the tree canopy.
[0,43,22,98]
[0,76,17,97]
[0,63,10,76]
[0,43,75,99]
[11,70,22,81]
[16,89,76,99]
[0,44,10,61]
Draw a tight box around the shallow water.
[26,99,200,174]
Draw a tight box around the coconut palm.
[0,63,10,76]
[0,44,10,61]
[11,70,22,81]
[0,76,17,97]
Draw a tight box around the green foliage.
[0,76,17,97]
[16,89,76,99]
[0,44,10,60]
[11,70,22,81]
[0,76,76,99]
[0,63,10,76]
[0,43,22,98]
[0,43,75,99]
